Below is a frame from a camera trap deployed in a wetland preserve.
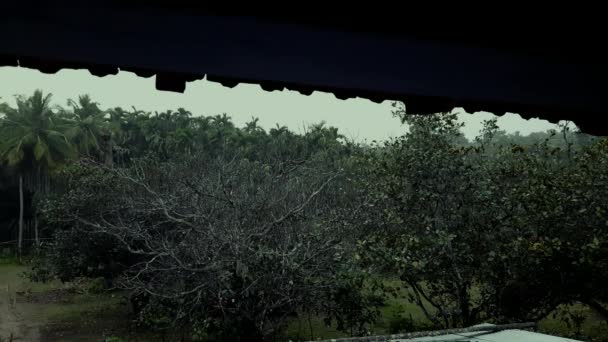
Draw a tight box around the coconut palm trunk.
[34,215,39,247]
[104,138,114,167]
[18,174,24,257]
[0,90,75,257]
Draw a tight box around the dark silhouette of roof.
[1,3,606,135]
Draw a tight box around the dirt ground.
[0,262,186,342]
[0,281,41,341]
[0,263,131,342]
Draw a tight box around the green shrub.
[87,277,106,294]
[386,305,415,334]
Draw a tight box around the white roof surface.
[391,324,582,342]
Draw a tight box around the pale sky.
[0,67,558,142]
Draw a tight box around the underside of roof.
[1,4,606,135]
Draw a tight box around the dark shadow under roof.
[1,4,606,135]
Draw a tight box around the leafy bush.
[386,305,415,334]
[322,270,386,336]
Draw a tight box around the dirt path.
[0,282,41,341]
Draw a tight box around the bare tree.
[56,154,351,341]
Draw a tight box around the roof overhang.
[1,4,606,135]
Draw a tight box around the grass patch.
[284,280,434,340]
[34,293,124,321]
[285,280,608,341]
[0,262,192,341]
[0,262,130,341]
[3,262,608,341]
[0,255,20,265]
[539,304,608,341]
[0,262,61,294]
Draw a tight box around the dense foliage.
[355,103,607,331]
[1,90,607,341]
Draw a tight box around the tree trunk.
[34,215,39,247]
[459,285,472,327]
[240,319,264,342]
[104,141,113,167]
[308,312,314,341]
[18,174,24,258]
[102,130,114,167]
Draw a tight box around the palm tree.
[244,117,265,134]
[62,95,112,165]
[107,107,150,161]
[0,90,74,256]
